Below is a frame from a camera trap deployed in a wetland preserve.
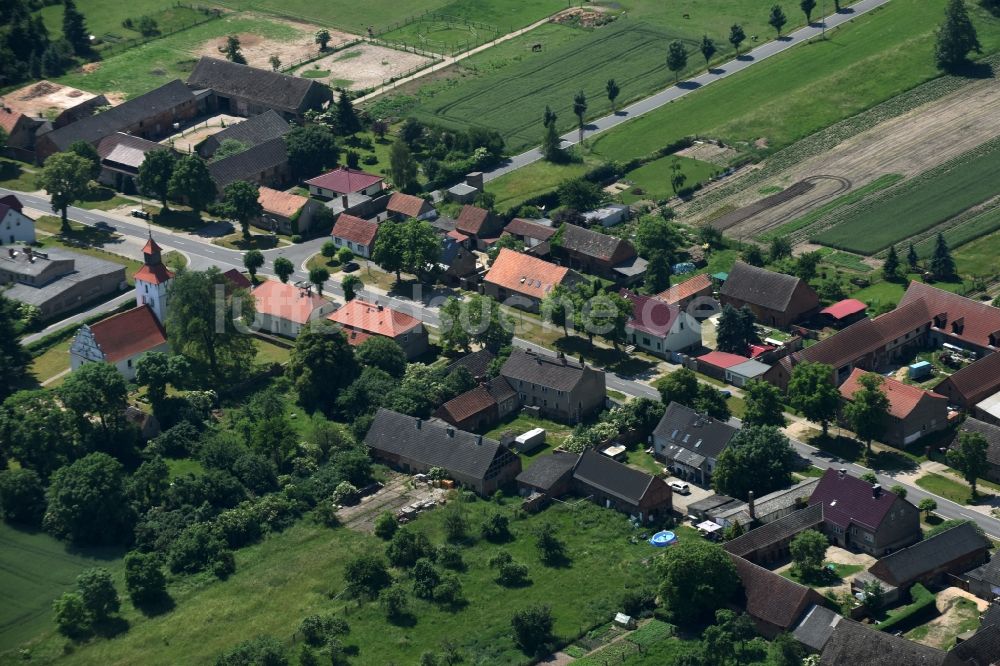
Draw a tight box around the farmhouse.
[187,56,332,120]
[499,348,606,423]
[207,137,290,191]
[554,224,647,285]
[730,555,830,639]
[862,522,988,589]
[0,195,36,245]
[656,272,715,311]
[197,109,291,158]
[432,377,518,431]
[898,281,1000,356]
[455,205,504,250]
[386,192,436,221]
[719,261,820,328]
[503,218,557,248]
[934,352,1000,409]
[652,402,739,486]
[364,408,521,496]
[69,305,168,381]
[445,349,495,382]
[820,298,868,328]
[330,214,379,259]
[483,248,581,311]
[1,80,108,159]
[96,133,170,192]
[327,299,428,359]
[0,109,40,159]
[819,617,946,665]
[713,477,820,528]
[950,417,1000,484]
[571,449,672,523]
[723,504,825,565]
[256,187,322,235]
[808,468,921,556]
[619,289,700,357]
[838,369,950,446]
[252,280,335,339]
[0,247,124,320]
[516,451,579,498]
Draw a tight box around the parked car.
[668,481,691,495]
[130,209,150,219]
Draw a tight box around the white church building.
[69,234,172,380]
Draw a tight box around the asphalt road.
[482,0,894,182]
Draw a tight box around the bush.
[510,604,554,655]
[362,154,378,165]
[124,551,167,606]
[215,635,288,666]
[0,468,45,525]
[299,613,349,646]
[374,511,398,540]
[876,584,936,633]
[496,560,529,587]
[437,544,464,570]
[167,523,230,575]
[386,528,436,568]
[481,511,511,542]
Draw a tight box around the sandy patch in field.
[294,43,432,90]
[688,76,1000,240]
[908,587,987,649]
[195,18,354,71]
[676,141,740,166]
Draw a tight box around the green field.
[813,138,1000,254]
[913,206,1000,261]
[0,524,125,652]
[23,500,662,665]
[620,155,720,204]
[488,156,593,210]
[215,0,447,35]
[56,15,302,98]
[35,0,208,48]
[953,225,1000,276]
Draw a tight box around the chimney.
[341,194,349,210]
[6,248,13,258]
[476,435,483,446]
[377,304,384,311]
[415,418,421,430]
[872,484,882,498]
[838,468,847,478]
[747,491,756,520]
[465,172,484,191]
[446,426,455,437]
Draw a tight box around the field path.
[353,12,560,105]
[481,0,894,182]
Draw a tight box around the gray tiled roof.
[720,261,806,313]
[869,522,988,587]
[188,57,324,114]
[572,449,654,504]
[956,417,1000,467]
[364,408,507,480]
[445,349,495,379]
[715,477,819,525]
[653,402,738,463]
[516,452,579,492]
[560,224,633,262]
[204,110,290,153]
[944,624,1000,666]
[963,555,1000,587]
[500,348,597,392]
[723,504,824,558]
[793,604,842,652]
[820,618,946,665]
[207,137,287,189]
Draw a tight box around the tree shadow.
[945,60,994,79]
[540,552,572,569]
[708,67,726,75]
[438,597,470,613]
[135,593,176,618]
[736,54,755,61]
[387,611,417,627]
[676,80,701,90]
[92,616,130,639]
[776,35,793,42]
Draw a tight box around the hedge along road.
[481,0,895,183]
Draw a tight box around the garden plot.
[195,18,353,70]
[295,43,433,90]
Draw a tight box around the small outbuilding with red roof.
[656,272,716,313]
[327,298,428,359]
[820,298,868,327]
[838,368,950,446]
[619,289,700,358]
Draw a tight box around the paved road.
[482,0,894,182]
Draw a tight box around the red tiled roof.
[447,229,469,242]
[0,110,24,134]
[327,299,421,338]
[0,195,23,213]
[839,368,946,420]
[749,343,775,359]
[142,236,162,255]
[657,273,713,305]
[504,218,557,242]
[730,555,821,631]
[386,192,429,218]
[258,186,307,218]
[88,305,166,363]
[809,468,898,531]
[821,298,867,320]
[899,281,1000,349]
[435,385,496,424]
[456,205,491,235]
[253,280,329,324]
[305,167,382,194]
[620,289,680,337]
[935,351,1000,405]
[698,350,750,369]
[484,248,570,300]
[343,329,373,347]
[222,268,252,290]
[331,214,378,247]
[134,263,174,285]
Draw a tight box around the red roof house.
[456,205,504,249]
[620,289,700,357]
[69,305,168,380]
[656,272,715,309]
[730,554,830,638]
[252,280,335,338]
[483,248,580,311]
[327,299,428,359]
[222,268,252,290]
[821,298,868,322]
[330,213,379,258]
[839,369,949,446]
[386,192,435,220]
[305,167,383,198]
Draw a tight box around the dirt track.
[691,76,1000,241]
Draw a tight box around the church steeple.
[134,232,174,324]
[142,232,163,266]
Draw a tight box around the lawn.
[0,158,39,191]
[850,278,908,311]
[164,457,206,479]
[57,15,304,98]
[35,0,208,49]
[0,524,125,654]
[215,0,449,35]
[31,500,662,665]
[483,412,575,465]
[30,337,73,384]
[486,156,593,211]
[915,473,976,504]
[620,155,721,204]
[781,561,864,588]
[813,137,1000,254]
[254,337,292,365]
[952,225,1000,277]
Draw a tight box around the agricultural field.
[812,137,1000,254]
[0,524,125,653]
[952,225,1000,277]
[16,501,661,665]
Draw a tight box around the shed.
[725,359,771,387]
[583,203,630,227]
[820,299,867,324]
[514,427,546,453]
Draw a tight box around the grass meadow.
[18,500,662,665]
[620,155,721,204]
[34,0,208,46]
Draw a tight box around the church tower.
[134,233,174,324]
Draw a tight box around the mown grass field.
[952,225,1000,276]
[813,138,1000,254]
[215,0,447,35]
[0,524,125,653]
[620,155,721,204]
[23,500,661,665]
[34,0,207,46]
[913,206,1000,261]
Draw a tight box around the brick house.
[330,213,379,259]
[730,554,831,639]
[455,205,504,250]
[305,167,384,199]
[951,417,1000,484]
[500,348,606,423]
[96,133,173,193]
[386,192,436,221]
[935,352,1000,409]
[432,377,518,431]
[483,248,582,311]
[257,187,323,235]
[863,522,988,590]
[723,504,826,565]
[554,224,647,285]
[327,299,428,359]
[808,468,921,556]
[516,451,579,498]
[503,218,557,248]
[207,137,290,191]
[719,261,820,328]
[656,272,716,314]
[838,369,950,446]
[571,449,672,523]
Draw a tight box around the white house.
[330,213,379,259]
[0,195,36,245]
[252,280,336,338]
[620,290,701,358]
[304,167,384,199]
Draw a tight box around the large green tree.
[273,257,294,283]
[656,368,700,407]
[713,425,796,500]
[729,24,746,55]
[124,550,167,607]
[61,0,89,54]
[137,149,177,209]
[657,540,740,626]
[0,294,30,399]
[511,605,554,655]
[134,352,189,413]
[59,362,131,454]
[44,452,133,544]
[288,325,359,413]
[372,221,407,282]
[930,232,956,279]
[606,78,620,112]
[936,0,981,70]
[843,372,889,458]
[221,181,262,241]
[666,40,688,81]
[800,0,817,23]
[787,362,840,435]
[769,4,788,36]
[76,567,120,623]
[389,139,419,193]
[68,140,101,180]
[38,151,92,230]
[0,389,78,478]
[947,431,989,498]
[465,294,513,353]
[572,91,587,143]
[286,124,339,180]
[356,336,407,378]
[741,379,787,428]
[700,35,717,71]
[165,268,256,385]
[167,155,216,216]
[716,304,760,355]
[789,529,828,580]
[0,468,45,526]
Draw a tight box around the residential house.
[730,555,830,639]
[252,280,335,339]
[713,477,821,528]
[862,522,988,590]
[207,136,290,191]
[222,268,252,290]
[256,187,322,235]
[720,261,820,328]
[330,214,379,259]
[36,80,200,159]
[187,56,332,121]
[0,247,124,320]
[456,205,504,250]
[445,349,496,382]
[499,348,606,423]
[571,449,672,523]
[69,305,168,380]
[327,299,428,359]
[364,408,522,496]
[839,369,950,446]
[657,272,716,313]
[197,109,291,158]
[820,298,868,328]
[808,468,921,556]
[483,248,581,311]
[935,352,1000,409]
[0,109,40,159]
[951,417,1000,484]
[0,195,36,245]
[898,281,1000,356]
[516,451,579,498]
[554,224,647,285]
[96,133,170,193]
[438,236,478,286]
[306,167,384,199]
[723,504,826,565]
[433,377,518,431]
[819,617,947,665]
[503,218,557,248]
[619,289,700,358]
[652,402,739,486]
[386,192,436,221]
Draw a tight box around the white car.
[668,481,691,495]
